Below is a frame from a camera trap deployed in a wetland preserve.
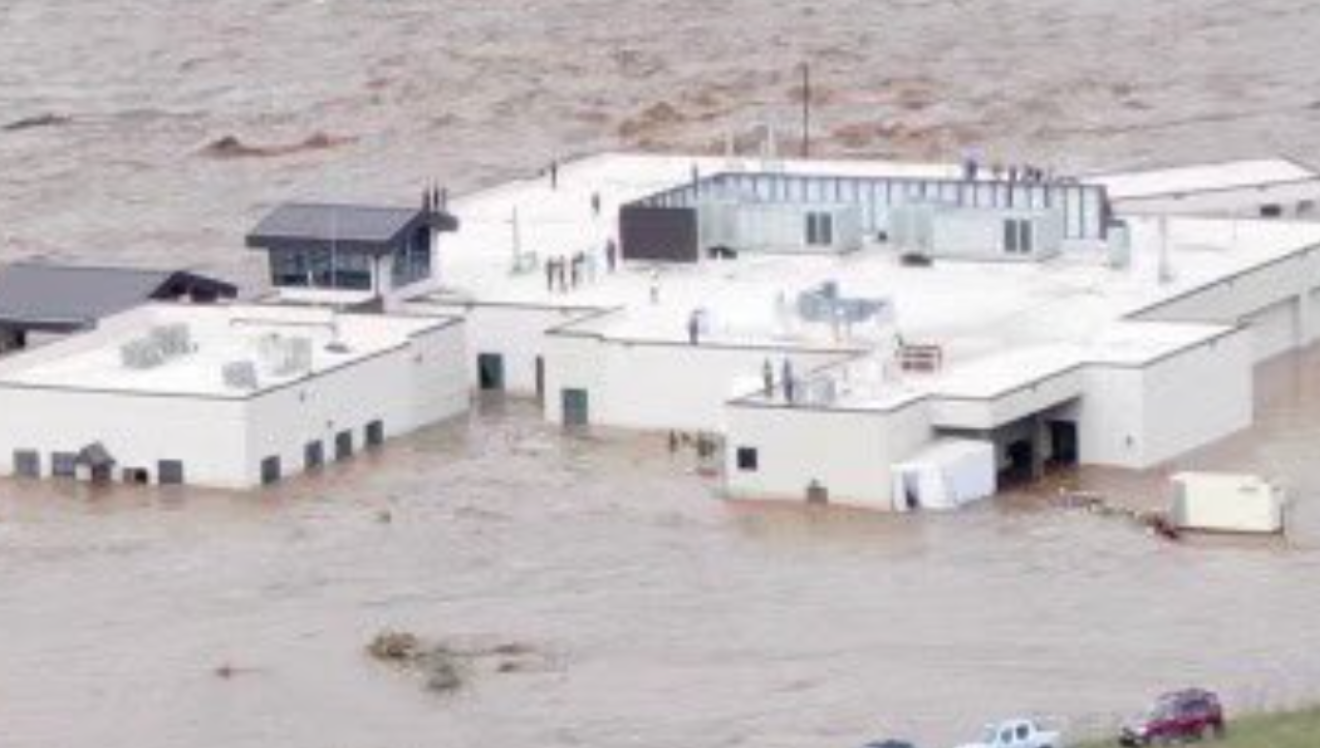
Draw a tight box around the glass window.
[13,450,40,478]
[305,441,324,470]
[333,252,372,290]
[271,249,310,287]
[736,447,758,472]
[158,460,185,485]
[52,452,77,478]
[260,456,281,485]
[365,420,384,448]
[1004,219,1019,253]
[335,430,354,461]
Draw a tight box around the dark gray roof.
[0,262,236,332]
[245,202,458,255]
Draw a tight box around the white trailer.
[1169,472,1287,534]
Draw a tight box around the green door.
[561,388,589,426]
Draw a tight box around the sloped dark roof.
[245,203,458,255]
[0,262,237,332]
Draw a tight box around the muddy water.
[6,1,1320,746]
[3,349,1320,748]
[3,0,1320,287]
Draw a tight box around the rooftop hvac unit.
[257,334,314,377]
[149,324,192,357]
[222,360,259,391]
[120,338,166,370]
[796,281,891,326]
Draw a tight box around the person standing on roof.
[549,160,560,190]
[762,358,774,397]
[649,268,660,305]
[545,257,556,293]
[782,359,795,403]
[591,192,602,218]
[606,238,618,272]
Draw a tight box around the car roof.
[1160,688,1219,702]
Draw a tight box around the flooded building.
[5,152,1320,504]
[404,153,1320,511]
[0,303,467,489]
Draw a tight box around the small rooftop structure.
[246,201,460,303]
[245,202,457,256]
[0,262,236,334]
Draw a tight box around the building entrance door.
[561,388,589,426]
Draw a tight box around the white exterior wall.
[1113,181,1320,218]
[930,208,1064,260]
[1133,248,1320,361]
[544,332,855,432]
[242,321,468,486]
[0,388,250,488]
[724,400,934,509]
[1074,330,1252,468]
[0,318,468,490]
[928,369,1084,430]
[416,302,590,395]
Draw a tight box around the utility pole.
[800,62,811,159]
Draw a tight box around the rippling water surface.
[4,2,1320,746]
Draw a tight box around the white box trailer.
[891,439,996,511]
[1169,472,1287,534]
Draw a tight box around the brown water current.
[5,1,1320,746]
[3,350,1320,748]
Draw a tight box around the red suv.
[1120,689,1226,745]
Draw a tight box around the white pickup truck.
[954,719,1063,748]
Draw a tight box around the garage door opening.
[1002,439,1035,485]
[1047,420,1079,467]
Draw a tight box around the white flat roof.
[421,152,1320,409]
[0,304,451,398]
[1090,158,1318,200]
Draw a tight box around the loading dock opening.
[478,353,505,391]
[1003,439,1036,485]
[1047,420,1079,467]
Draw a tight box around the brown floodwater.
[3,349,1320,748]
[6,1,1320,746]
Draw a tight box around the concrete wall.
[416,302,591,395]
[0,388,250,488]
[242,321,468,486]
[1132,246,1320,362]
[724,399,934,509]
[1114,181,1320,218]
[1072,329,1253,469]
[544,331,856,432]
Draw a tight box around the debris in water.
[367,630,467,695]
[366,630,555,696]
[201,131,355,159]
[3,113,72,132]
